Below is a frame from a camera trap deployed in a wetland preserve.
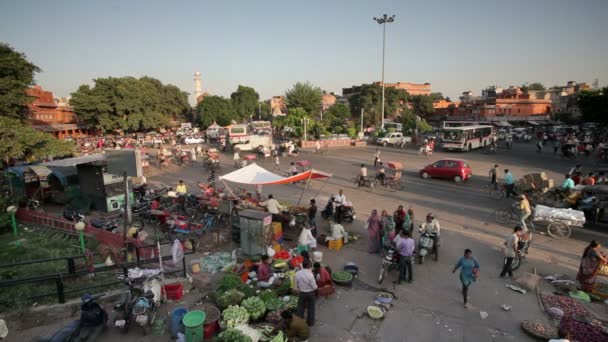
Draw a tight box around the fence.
[0,241,194,305]
[16,208,155,258]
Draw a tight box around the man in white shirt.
[314,140,321,153]
[298,226,317,249]
[295,260,317,326]
[260,194,284,215]
[358,164,367,187]
[327,221,346,242]
[334,189,346,223]
[500,226,522,278]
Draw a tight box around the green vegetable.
[238,284,258,299]
[284,296,298,309]
[241,296,266,320]
[367,306,383,319]
[270,331,287,342]
[217,289,245,309]
[274,279,291,296]
[259,289,277,302]
[216,274,243,295]
[218,327,252,342]
[331,271,353,282]
[221,305,249,328]
[264,297,284,311]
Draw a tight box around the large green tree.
[70,76,190,132]
[285,82,323,115]
[400,109,433,133]
[230,85,259,120]
[429,92,444,102]
[0,43,41,120]
[410,95,435,118]
[322,102,351,133]
[521,82,545,93]
[258,101,272,120]
[195,95,235,128]
[0,117,74,166]
[578,88,608,125]
[348,84,409,126]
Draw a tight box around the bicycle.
[489,184,505,199]
[494,206,535,231]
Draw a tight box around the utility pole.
[122,171,131,242]
[360,107,364,133]
[373,14,395,130]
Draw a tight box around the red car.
[419,159,472,182]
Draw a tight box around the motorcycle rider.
[321,195,335,220]
[376,162,386,185]
[419,213,441,256]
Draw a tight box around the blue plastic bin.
[171,307,188,337]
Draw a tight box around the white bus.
[441,125,495,151]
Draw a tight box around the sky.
[1,0,607,105]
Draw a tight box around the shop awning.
[527,121,540,126]
[219,163,331,185]
[41,154,105,167]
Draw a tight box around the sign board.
[180,122,192,129]
[106,149,142,177]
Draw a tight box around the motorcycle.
[114,275,160,335]
[417,233,438,264]
[39,294,107,342]
[354,176,376,192]
[63,209,85,222]
[340,203,356,223]
[377,246,400,284]
[320,199,335,220]
[91,216,119,233]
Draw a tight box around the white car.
[184,136,205,144]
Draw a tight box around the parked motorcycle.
[63,209,85,222]
[91,216,119,233]
[114,275,160,335]
[417,232,438,264]
[38,294,107,342]
[320,197,335,220]
[377,246,399,284]
[341,204,356,223]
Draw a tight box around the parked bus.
[441,125,495,151]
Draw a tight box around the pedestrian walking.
[393,229,414,284]
[295,260,317,326]
[373,148,381,167]
[275,155,280,169]
[500,226,523,278]
[536,140,543,153]
[452,249,480,308]
[489,164,499,189]
[503,169,518,198]
[366,209,381,253]
[233,150,240,168]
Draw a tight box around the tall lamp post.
[75,221,86,254]
[373,14,395,130]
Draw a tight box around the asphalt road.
[11,141,608,342]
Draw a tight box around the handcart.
[531,205,585,239]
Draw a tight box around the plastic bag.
[172,239,184,265]
[267,246,276,258]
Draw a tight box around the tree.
[258,101,272,120]
[410,95,435,118]
[323,102,351,133]
[230,85,259,120]
[70,76,190,132]
[553,112,578,125]
[400,110,432,133]
[445,97,452,102]
[285,82,322,115]
[0,43,41,120]
[578,88,608,125]
[0,117,74,166]
[348,84,409,126]
[194,95,235,128]
[429,92,444,102]
[521,82,545,93]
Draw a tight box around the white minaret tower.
[194,72,202,102]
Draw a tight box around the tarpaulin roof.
[41,154,105,167]
[219,163,331,185]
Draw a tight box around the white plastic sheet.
[533,205,585,224]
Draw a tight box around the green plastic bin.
[183,310,205,342]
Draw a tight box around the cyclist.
[515,195,533,232]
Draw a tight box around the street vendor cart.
[532,205,585,239]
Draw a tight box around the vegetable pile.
[283,296,298,310]
[259,289,278,302]
[217,289,246,309]
[331,271,353,283]
[242,296,267,320]
[264,297,285,311]
[274,278,292,297]
[218,327,252,342]
[265,310,282,324]
[235,324,261,342]
[560,316,608,342]
[273,251,291,261]
[222,305,250,328]
[216,274,243,294]
[521,320,557,339]
[541,295,590,318]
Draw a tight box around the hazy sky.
[1,0,607,104]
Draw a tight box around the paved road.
[11,141,607,342]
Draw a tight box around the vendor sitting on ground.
[298,225,317,250]
[256,254,275,288]
[326,220,346,242]
[313,262,332,288]
[280,310,309,341]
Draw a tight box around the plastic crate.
[163,283,184,300]
[328,239,343,251]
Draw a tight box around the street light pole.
[373,14,395,130]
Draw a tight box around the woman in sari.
[367,210,381,253]
[576,240,607,292]
[393,206,406,233]
[380,210,396,249]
